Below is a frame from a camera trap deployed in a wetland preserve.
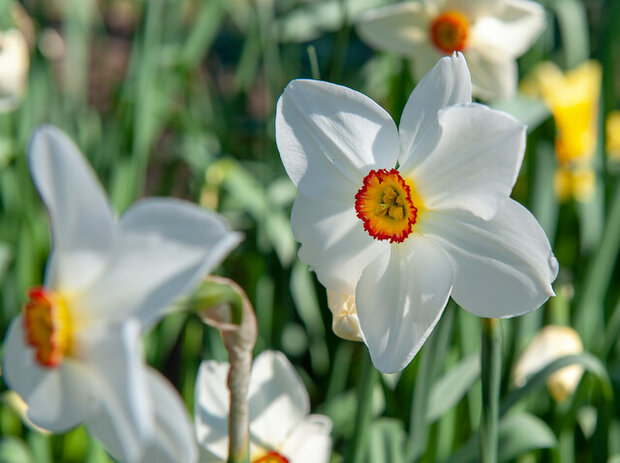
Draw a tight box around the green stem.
[348,349,378,463]
[480,318,502,463]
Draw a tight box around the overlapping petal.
[276,79,399,202]
[78,198,242,328]
[81,320,151,463]
[137,370,198,463]
[355,2,430,56]
[291,195,387,294]
[465,51,517,101]
[409,103,525,219]
[194,361,230,460]
[249,351,309,447]
[2,318,93,432]
[399,53,472,172]
[283,415,333,463]
[422,200,558,318]
[356,238,454,373]
[471,0,545,58]
[28,126,114,292]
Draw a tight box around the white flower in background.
[0,28,29,111]
[2,126,242,462]
[355,0,545,101]
[276,53,557,373]
[514,325,584,402]
[195,350,332,463]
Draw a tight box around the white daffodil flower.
[514,325,584,402]
[2,126,242,462]
[275,53,558,373]
[0,28,29,112]
[355,0,545,101]
[195,350,332,463]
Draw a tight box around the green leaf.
[426,353,480,422]
[501,352,612,415]
[0,437,32,463]
[491,96,550,133]
[444,412,557,463]
[368,418,406,463]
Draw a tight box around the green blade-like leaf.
[426,353,480,422]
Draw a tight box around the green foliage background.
[0,0,619,461]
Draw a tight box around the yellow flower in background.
[554,166,595,204]
[521,60,601,202]
[606,110,620,161]
[514,326,584,402]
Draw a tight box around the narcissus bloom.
[514,325,584,401]
[355,0,545,101]
[606,110,620,162]
[276,53,558,373]
[521,60,601,202]
[0,27,29,111]
[2,126,242,462]
[195,350,332,463]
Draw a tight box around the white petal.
[79,198,242,327]
[282,415,332,463]
[422,199,558,318]
[410,103,525,220]
[355,2,430,56]
[82,320,152,463]
[137,369,198,463]
[356,238,454,373]
[28,125,114,292]
[276,79,399,202]
[249,351,309,447]
[194,360,230,460]
[398,53,472,172]
[465,50,518,101]
[291,195,387,294]
[471,0,546,58]
[444,0,504,18]
[2,317,94,432]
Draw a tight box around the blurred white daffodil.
[355,0,545,101]
[2,126,242,462]
[276,53,558,373]
[195,350,332,463]
[0,27,29,111]
[514,325,584,401]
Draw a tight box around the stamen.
[252,451,289,463]
[354,169,422,243]
[430,11,469,54]
[23,287,73,368]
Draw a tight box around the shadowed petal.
[399,53,472,172]
[283,415,332,463]
[249,351,309,447]
[194,360,230,461]
[356,238,454,373]
[79,198,242,328]
[291,195,387,294]
[276,79,399,202]
[82,320,152,463]
[422,199,558,318]
[409,103,525,220]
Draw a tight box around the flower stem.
[480,318,502,463]
[348,348,378,463]
[191,277,257,463]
